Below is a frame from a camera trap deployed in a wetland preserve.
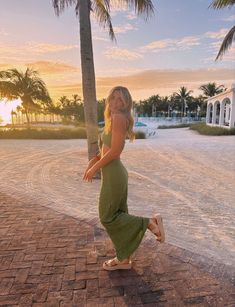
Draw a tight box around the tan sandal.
[103,257,132,271]
[150,213,165,243]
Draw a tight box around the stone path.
[0,128,234,267]
[0,192,234,306]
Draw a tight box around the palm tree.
[11,110,17,126]
[199,82,226,97]
[0,68,52,127]
[52,0,154,160]
[174,86,193,117]
[209,0,235,60]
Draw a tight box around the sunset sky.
[0,0,234,123]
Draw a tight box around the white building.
[206,84,235,129]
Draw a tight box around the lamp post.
[181,98,184,119]
[168,105,172,118]
[197,105,201,120]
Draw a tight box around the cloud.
[48,68,235,101]
[27,42,79,54]
[139,28,231,55]
[113,23,137,34]
[140,36,201,53]
[222,15,235,22]
[175,36,201,49]
[140,40,170,52]
[93,36,109,42]
[204,46,235,63]
[0,60,79,75]
[0,41,79,63]
[0,28,9,36]
[204,28,229,39]
[109,1,128,16]
[126,12,137,20]
[104,47,143,60]
[26,61,79,74]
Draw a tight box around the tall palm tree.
[174,86,193,117]
[0,68,52,127]
[209,0,235,60]
[199,82,226,97]
[52,0,154,160]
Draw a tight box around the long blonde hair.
[104,86,135,142]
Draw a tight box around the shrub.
[158,124,190,129]
[134,131,146,139]
[0,128,87,139]
[189,123,235,135]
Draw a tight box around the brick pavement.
[1,132,234,267]
[0,192,234,306]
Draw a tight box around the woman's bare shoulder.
[111,113,128,128]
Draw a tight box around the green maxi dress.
[98,130,150,261]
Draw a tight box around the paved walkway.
[0,128,234,267]
[0,128,235,306]
[0,192,234,306]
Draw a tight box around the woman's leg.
[99,163,150,262]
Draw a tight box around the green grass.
[189,122,235,135]
[0,128,87,139]
[0,127,146,139]
[158,124,190,129]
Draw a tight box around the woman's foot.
[103,256,132,271]
[148,214,165,243]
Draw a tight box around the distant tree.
[53,94,85,124]
[0,68,52,127]
[97,98,105,122]
[173,87,193,116]
[199,82,226,97]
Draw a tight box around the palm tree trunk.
[25,110,31,128]
[79,0,99,161]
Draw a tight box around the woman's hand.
[87,158,97,169]
[83,165,98,182]
[82,156,99,180]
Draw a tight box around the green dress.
[98,129,149,261]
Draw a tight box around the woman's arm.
[94,114,126,170]
[83,114,126,181]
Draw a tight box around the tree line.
[0,67,227,127]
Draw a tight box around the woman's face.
[109,91,125,113]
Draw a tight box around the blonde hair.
[104,86,135,142]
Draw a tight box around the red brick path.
[0,192,234,306]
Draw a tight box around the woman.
[83,86,165,271]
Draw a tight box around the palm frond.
[123,0,154,20]
[52,0,78,16]
[92,0,115,41]
[209,0,235,9]
[0,81,19,100]
[215,25,235,60]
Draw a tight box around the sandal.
[150,213,165,243]
[103,257,132,271]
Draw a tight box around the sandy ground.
[0,128,234,267]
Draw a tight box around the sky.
[0,0,235,123]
